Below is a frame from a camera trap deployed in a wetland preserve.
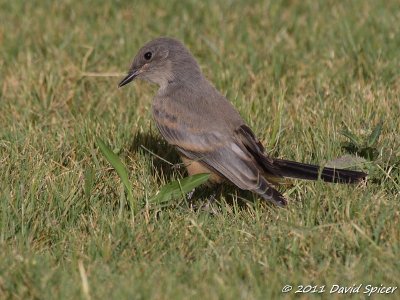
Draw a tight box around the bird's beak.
[118,68,140,88]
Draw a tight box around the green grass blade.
[367,121,383,147]
[96,138,135,210]
[150,173,210,204]
[84,165,94,199]
[339,128,361,147]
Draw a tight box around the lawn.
[1,0,399,299]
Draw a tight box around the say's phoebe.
[119,37,367,206]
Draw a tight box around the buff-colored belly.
[180,156,224,183]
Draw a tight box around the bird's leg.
[200,186,225,215]
[171,162,184,170]
[204,191,217,203]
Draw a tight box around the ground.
[1,0,399,299]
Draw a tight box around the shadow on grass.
[129,130,181,181]
[185,184,262,212]
[128,131,264,210]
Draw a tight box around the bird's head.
[118,37,201,89]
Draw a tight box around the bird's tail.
[272,158,367,183]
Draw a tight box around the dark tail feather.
[273,159,367,183]
[253,176,287,207]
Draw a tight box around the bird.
[118,37,367,206]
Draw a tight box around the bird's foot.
[171,162,184,170]
[186,188,196,200]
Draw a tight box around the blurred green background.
[1,0,399,299]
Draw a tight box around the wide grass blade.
[367,121,383,147]
[150,173,210,204]
[340,127,361,147]
[96,138,135,209]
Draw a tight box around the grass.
[1,0,400,298]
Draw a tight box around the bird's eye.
[144,52,152,60]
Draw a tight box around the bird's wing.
[234,124,283,177]
[154,109,281,191]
